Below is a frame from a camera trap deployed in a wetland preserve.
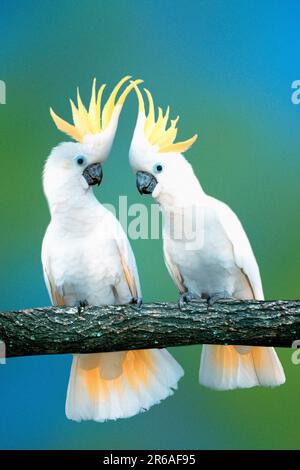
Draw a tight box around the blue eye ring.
[74,155,86,166]
[153,163,163,174]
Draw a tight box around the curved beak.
[83,163,103,186]
[136,171,157,195]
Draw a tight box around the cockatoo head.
[129,84,198,204]
[43,76,141,207]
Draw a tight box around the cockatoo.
[42,76,184,422]
[129,84,285,390]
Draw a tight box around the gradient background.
[0,0,299,450]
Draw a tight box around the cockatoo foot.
[207,291,235,306]
[130,296,143,309]
[178,291,196,310]
[76,300,89,314]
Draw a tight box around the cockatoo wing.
[163,244,186,294]
[210,197,264,300]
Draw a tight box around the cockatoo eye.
[153,163,163,174]
[74,155,86,166]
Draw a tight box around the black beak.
[136,171,157,195]
[83,163,103,186]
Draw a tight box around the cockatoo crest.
[130,83,198,164]
[50,76,142,162]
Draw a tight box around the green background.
[0,0,299,449]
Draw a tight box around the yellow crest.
[133,83,198,153]
[50,76,141,142]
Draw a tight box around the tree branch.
[0,300,299,358]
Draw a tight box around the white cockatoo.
[42,77,184,422]
[129,84,285,390]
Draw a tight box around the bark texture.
[0,300,299,358]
